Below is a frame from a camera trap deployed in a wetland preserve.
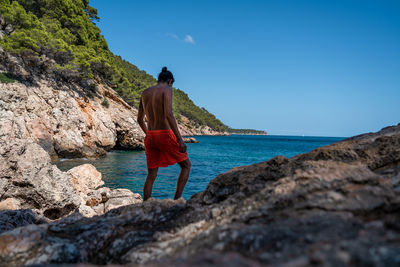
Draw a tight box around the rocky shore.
[0,38,398,267]
[0,51,223,229]
[0,123,399,266]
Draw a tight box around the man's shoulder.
[144,85,171,93]
[142,86,155,95]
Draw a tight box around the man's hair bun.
[158,66,174,83]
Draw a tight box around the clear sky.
[92,0,400,137]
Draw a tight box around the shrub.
[0,72,16,83]
[101,97,109,108]
[88,83,98,93]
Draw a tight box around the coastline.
[1,1,398,265]
[228,133,268,136]
[55,134,344,200]
[1,124,399,265]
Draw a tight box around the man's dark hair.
[158,67,174,83]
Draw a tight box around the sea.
[56,135,345,199]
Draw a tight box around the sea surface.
[56,135,344,199]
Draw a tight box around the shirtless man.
[137,67,191,201]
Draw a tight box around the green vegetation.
[0,72,16,83]
[173,89,227,132]
[101,97,109,108]
[0,0,228,131]
[227,128,267,135]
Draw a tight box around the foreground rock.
[0,124,399,266]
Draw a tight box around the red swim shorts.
[144,129,188,169]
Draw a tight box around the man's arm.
[137,96,148,134]
[164,88,186,153]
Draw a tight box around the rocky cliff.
[178,115,229,136]
[0,124,399,266]
[0,50,226,161]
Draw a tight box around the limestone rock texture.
[0,72,144,221]
[0,76,227,162]
[0,50,227,163]
[0,134,142,221]
[0,91,142,220]
[0,124,399,266]
[0,78,145,160]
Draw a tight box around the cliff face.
[0,79,144,160]
[0,124,399,266]
[0,78,226,161]
[0,50,226,161]
[179,115,229,136]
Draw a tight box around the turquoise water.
[56,135,344,199]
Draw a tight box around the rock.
[0,137,82,220]
[0,56,225,163]
[67,164,104,195]
[0,79,145,160]
[104,188,142,213]
[0,198,20,211]
[0,210,38,234]
[0,110,140,220]
[79,187,142,216]
[183,137,199,143]
[0,124,399,266]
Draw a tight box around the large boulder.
[67,164,104,195]
[0,137,142,221]
[0,137,81,220]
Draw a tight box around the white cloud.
[166,33,195,45]
[166,33,179,40]
[183,35,195,44]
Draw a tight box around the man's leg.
[144,167,158,201]
[174,159,191,200]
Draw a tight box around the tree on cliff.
[0,0,228,131]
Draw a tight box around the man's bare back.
[141,84,173,131]
[138,83,186,153]
[137,67,191,200]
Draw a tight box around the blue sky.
[92,0,400,137]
